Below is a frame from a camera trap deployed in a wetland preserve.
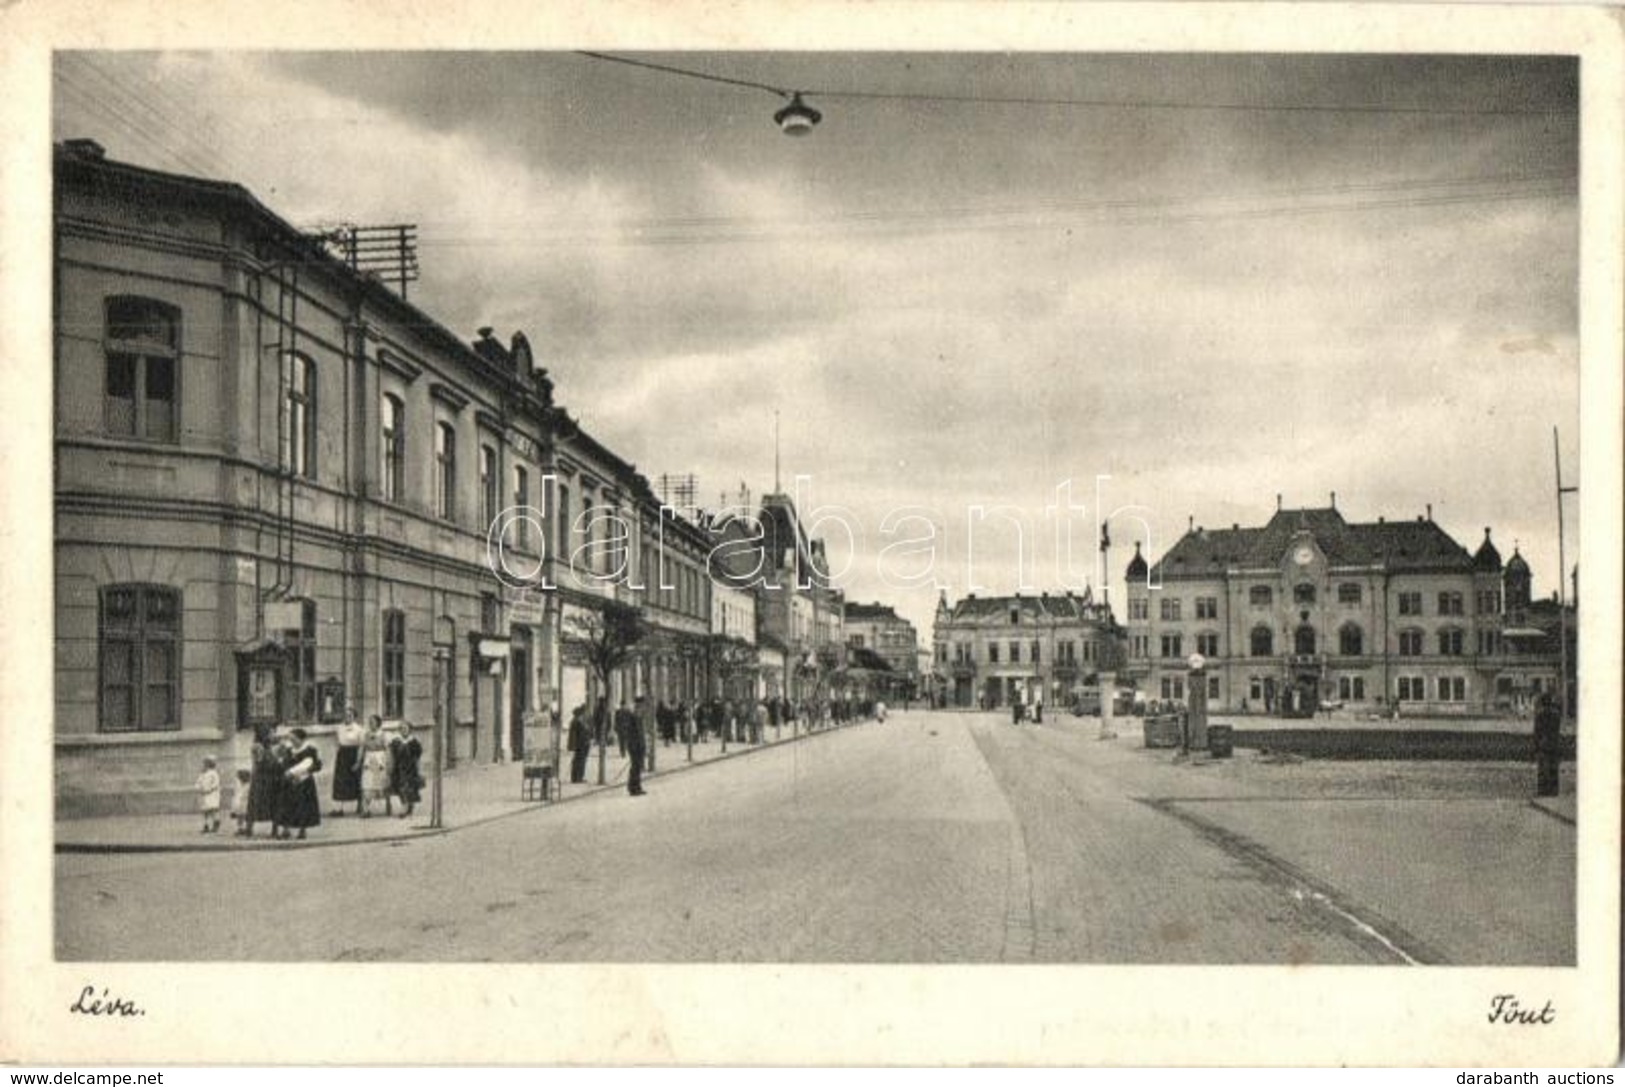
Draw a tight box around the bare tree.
[563,599,649,785]
[709,634,760,701]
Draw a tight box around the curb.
[55,720,863,856]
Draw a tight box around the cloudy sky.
[53,51,1579,637]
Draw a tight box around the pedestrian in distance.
[230,768,253,836]
[567,705,591,784]
[195,756,222,834]
[1533,693,1562,798]
[1034,697,1044,725]
[875,699,888,723]
[637,695,657,771]
[613,700,637,761]
[657,699,674,746]
[624,702,648,796]
[330,704,365,817]
[277,728,323,841]
[390,722,424,818]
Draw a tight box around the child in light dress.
[231,768,252,836]
[195,756,221,834]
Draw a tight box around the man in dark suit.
[567,705,591,784]
[621,699,647,796]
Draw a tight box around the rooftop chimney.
[1426,503,1433,521]
[1330,491,1337,510]
[1276,493,1283,511]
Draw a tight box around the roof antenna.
[774,408,781,494]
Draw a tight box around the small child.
[195,756,222,834]
[231,768,252,837]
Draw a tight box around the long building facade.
[1121,500,1570,717]
[51,140,823,814]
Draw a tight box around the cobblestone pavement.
[55,710,1572,964]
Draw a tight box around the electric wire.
[576,50,1576,118]
[412,176,1573,250]
[63,55,233,179]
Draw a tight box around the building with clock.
[1120,497,1569,716]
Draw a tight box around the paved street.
[56,710,1573,964]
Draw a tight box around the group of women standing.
[243,727,323,840]
[235,711,423,841]
[329,711,425,819]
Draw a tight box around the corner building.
[932,589,1118,709]
[54,140,587,812]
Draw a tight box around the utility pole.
[1554,426,1577,722]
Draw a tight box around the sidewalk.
[55,718,862,854]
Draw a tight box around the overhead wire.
[413,172,1573,249]
[63,55,224,171]
[54,71,217,178]
[576,50,1577,118]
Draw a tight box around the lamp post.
[1187,652,1208,754]
[1554,426,1577,722]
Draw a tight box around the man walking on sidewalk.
[567,705,591,784]
[623,700,647,796]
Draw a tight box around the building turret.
[1504,546,1532,609]
[1125,541,1147,582]
[1473,527,1502,571]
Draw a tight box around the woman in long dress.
[277,728,323,840]
[388,722,424,818]
[245,737,282,839]
[330,708,365,816]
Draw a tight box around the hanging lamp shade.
[773,93,821,136]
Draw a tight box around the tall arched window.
[479,444,498,530]
[1294,625,1317,655]
[104,296,180,442]
[435,422,457,521]
[99,584,181,732]
[1338,623,1363,657]
[513,465,531,549]
[284,353,316,478]
[381,394,404,502]
[1250,625,1274,657]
